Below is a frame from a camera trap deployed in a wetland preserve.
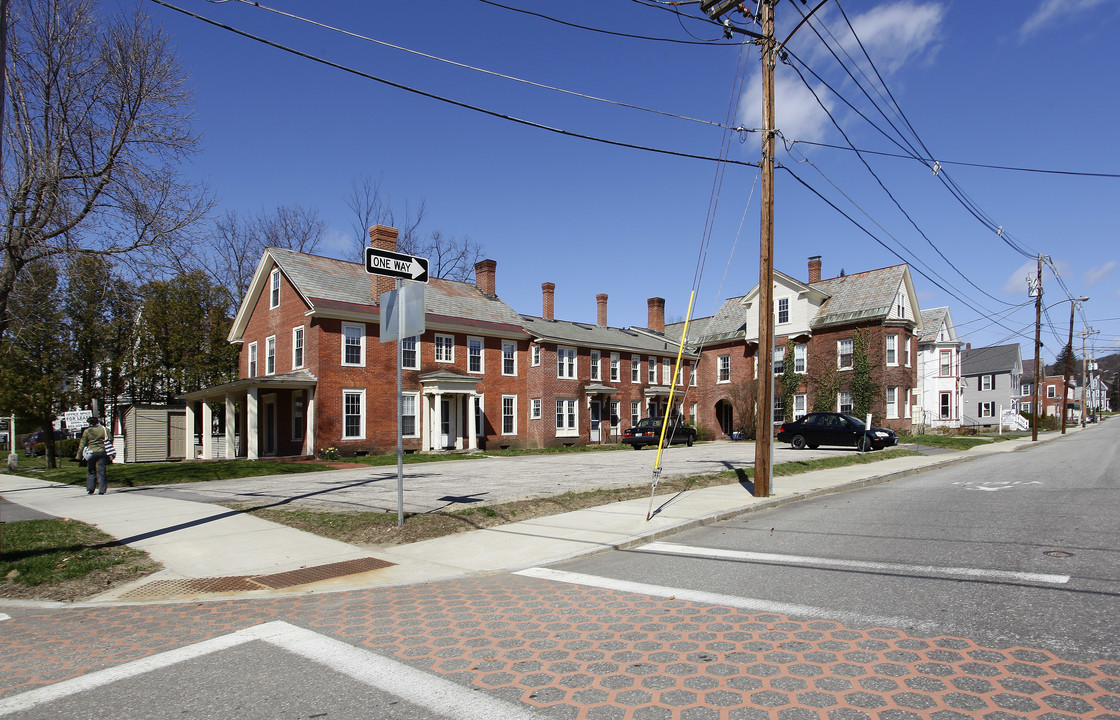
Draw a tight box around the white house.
[915,307,962,429]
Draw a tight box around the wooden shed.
[121,405,187,463]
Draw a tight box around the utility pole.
[1061,302,1075,434]
[1078,328,1099,428]
[754,0,776,498]
[1031,255,1042,442]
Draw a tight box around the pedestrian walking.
[76,417,111,495]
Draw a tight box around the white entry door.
[590,401,601,443]
[440,398,452,448]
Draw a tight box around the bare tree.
[345,175,482,282]
[0,0,212,337]
[208,204,326,301]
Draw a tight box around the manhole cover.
[1043,550,1074,558]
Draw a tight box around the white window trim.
[531,344,541,367]
[648,356,657,385]
[342,388,366,440]
[631,355,641,383]
[611,401,621,430]
[631,401,640,427]
[435,333,455,363]
[886,334,898,367]
[341,322,366,367]
[794,343,806,374]
[838,339,854,370]
[401,391,420,438]
[265,335,276,376]
[717,355,731,384]
[502,341,517,377]
[610,353,620,382]
[776,297,789,325]
[557,346,577,380]
[468,336,484,375]
[292,326,305,370]
[248,342,258,377]
[590,350,601,382]
[530,398,542,420]
[292,391,305,442]
[270,268,281,309]
[556,398,578,437]
[501,395,517,436]
[886,386,898,419]
[402,335,419,370]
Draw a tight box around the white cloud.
[1004,261,1038,295]
[843,2,946,75]
[739,68,836,144]
[1084,260,1116,286]
[1020,0,1112,41]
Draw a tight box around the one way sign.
[365,247,429,283]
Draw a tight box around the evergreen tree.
[1049,344,1080,378]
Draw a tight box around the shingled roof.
[918,307,951,343]
[811,265,909,329]
[521,315,692,356]
[961,344,1023,376]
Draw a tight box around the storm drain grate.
[117,557,395,600]
[1043,550,1074,558]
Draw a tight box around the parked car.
[623,417,696,449]
[776,412,898,452]
[23,429,66,456]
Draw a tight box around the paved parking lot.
[121,441,929,514]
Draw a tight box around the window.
[531,344,541,366]
[555,398,577,436]
[839,390,853,414]
[502,341,516,376]
[590,351,601,381]
[474,396,484,437]
[773,395,785,423]
[904,388,912,419]
[897,292,905,319]
[664,359,672,386]
[886,386,898,419]
[631,401,640,427]
[776,297,789,324]
[981,374,993,391]
[793,394,807,421]
[904,338,911,367]
[940,350,952,377]
[292,326,305,369]
[270,268,281,308]
[648,357,657,384]
[401,392,419,437]
[468,336,483,374]
[1046,385,1056,399]
[1020,402,1032,413]
[557,346,576,379]
[502,396,516,435]
[886,334,897,366]
[248,342,258,377]
[342,323,365,366]
[402,336,418,370]
[435,334,454,363]
[690,402,697,425]
[979,402,995,418]
[838,339,853,370]
[292,391,305,441]
[940,392,952,420]
[1020,383,1032,396]
[610,401,621,430]
[530,398,542,419]
[718,355,731,383]
[343,389,365,439]
[265,336,276,375]
[773,347,785,375]
[690,362,697,386]
[610,353,620,382]
[631,355,640,383]
[794,344,806,373]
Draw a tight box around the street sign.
[365,247,429,283]
[380,283,426,343]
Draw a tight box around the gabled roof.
[664,295,749,347]
[961,344,1023,376]
[918,307,957,344]
[811,264,919,330]
[522,315,692,356]
[229,248,525,342]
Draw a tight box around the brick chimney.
[475,259,497,297]
[369,224,398,302]
[808,256,822,284]
[596,293,608,327]
[647,297,665,333]
[542,282,555,321]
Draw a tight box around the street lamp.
[1055,296,1088,435]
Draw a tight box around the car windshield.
[841,415,865,428]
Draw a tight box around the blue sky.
[144,0,1120,365]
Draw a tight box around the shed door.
[168,412,186,459]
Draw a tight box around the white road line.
[0,621,539,719]
[641,542,1071,585]
[516,566,936,632]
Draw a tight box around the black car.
[623,417,696,449]
[776,412,898,452]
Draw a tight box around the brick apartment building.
[184,230,922,459]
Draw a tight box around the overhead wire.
[149,0,762,169]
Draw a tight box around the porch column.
[224,394,237,460]
[201,402,213,459]
[467,392,478,450]
[184,403,196,459]
[431,391,443,450]
[421,391,432,451]
[303,386,316,457]
[247,387,259,460]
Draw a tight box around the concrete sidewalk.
[0,431,1072,604]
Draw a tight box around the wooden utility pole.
[1031,255,1042,442]
[753,0,776,498]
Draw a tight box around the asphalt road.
[549,420,1120,663]
[118,439,938,514]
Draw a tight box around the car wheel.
[856,436,871,452]
[686,434,694,447]
[631,444,642,450]
[807,444,819,449]
[791,435,807,450]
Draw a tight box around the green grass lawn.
[10,456,333,488]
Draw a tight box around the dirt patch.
[0,549,160,603]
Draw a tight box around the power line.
[150,0,761,169]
